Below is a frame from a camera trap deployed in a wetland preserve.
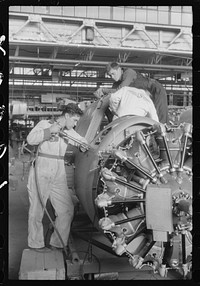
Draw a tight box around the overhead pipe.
[9,39,192,56]
[9,56,192,71]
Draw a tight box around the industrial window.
[34,6,48,14]
[182,13,192,26]
[113,7,125,21]
[87,6,99,18]
[25,68,34,75]
[147,6,158,10]
[124,7,136,22]
[20,6,34,13]
[147,10,158,24]
[9,6,20,12]
[62,6,75,17]
[49,6,62,15]
[158,6,169,11]
[136,6,147,9]
[158,11,169,25]
[171,6,182,12]
[99,6,111,20]
[182,6,192,12]
[136,8,147,22]
[171,12,182,25]
[14,67,23,75]
[75,6,87,18]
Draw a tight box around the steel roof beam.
[10,42,192,57]
[10,13,192,55]
[9,56,192,72]
[9,11,191,31]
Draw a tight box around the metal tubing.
[112,150,155,182]
[9,56,192,71]
[126,159,156,182]
[115,177,146,194]
[111,198,146,204]
[179,135,188,171]
[142,143,161,174]
[161,136,175,171]
[136,131,167,183]
[179,123,191,172]
[155,124,175,171]
[114,214,145,225]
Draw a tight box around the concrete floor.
[8,151,188,280]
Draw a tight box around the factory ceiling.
[9,9,192,101]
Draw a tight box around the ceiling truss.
[9,11,192,102]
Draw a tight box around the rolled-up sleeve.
[109,89,123,115]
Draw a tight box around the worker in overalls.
[27,103,88,250]
[94,62,169,124]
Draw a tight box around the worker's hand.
[49,122,62,134]
[80,137,89,146]
[79,137,90,152]
[93,87,105,99]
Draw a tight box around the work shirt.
[109,86,159,122]
[105,68,169,124]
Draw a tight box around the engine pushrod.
[111,198,146,204]
[101,168,146,193]
[135,131,167,184]
[113,150,156,182]
[114,214,145,225]
[179,123,191,171]
[154,124,175,171]
[115,177,146,194]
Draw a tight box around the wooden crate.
[19,249,65,280]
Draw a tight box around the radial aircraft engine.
[72,95,192,276]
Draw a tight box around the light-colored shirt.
[109,86,159,122]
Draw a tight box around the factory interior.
[8,6,193,281]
